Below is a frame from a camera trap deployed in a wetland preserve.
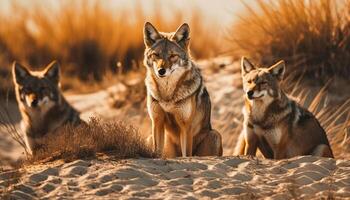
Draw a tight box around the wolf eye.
[150,53,159,59]
[169,54,179,62]
[247,80,253,84]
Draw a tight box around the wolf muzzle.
[247,90,254,100]
[158,68,166,77]
[26,94,39,108]
[31,99,39,107]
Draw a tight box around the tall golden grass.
[0,0,222,95]
[230,0,350,81]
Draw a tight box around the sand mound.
[1,156,349,199]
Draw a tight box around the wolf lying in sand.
[143,22,223,157]
[13,61,83,155]
[235,57,334,159]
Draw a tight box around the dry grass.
[0,101,155,164]
[230,0,350,81]
[0,0,222,96]
[0,111,28,156]
[30,117,156,163]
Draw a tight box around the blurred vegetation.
[231,0,350,82]
[0,0,222,96]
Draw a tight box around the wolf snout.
[247,90,254,99]
[158,68,166,77]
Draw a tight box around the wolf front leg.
[234,131,246,155]
[243,124,258,156]
[180,126,193,157]
[147,95,165,155]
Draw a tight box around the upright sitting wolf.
[13,61,83,155]
[143,22,223,157]
[235,57,333,159]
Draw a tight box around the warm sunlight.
[0,0,349,199]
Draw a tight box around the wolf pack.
[11,22,334,159]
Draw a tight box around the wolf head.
[143,22,191,78]
[241,57,285,102]
[13,61,61,111]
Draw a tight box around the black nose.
[158,68,166,76]
[31,99,38,107]
[247,91,254,99]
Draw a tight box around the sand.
[2,156,350,199]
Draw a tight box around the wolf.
[12,61,83,155]
[143,22,223,157]
[234,57,334,159]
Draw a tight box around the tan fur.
[12,61,84,155]
[235,57,334,159]
[143,22,222,157]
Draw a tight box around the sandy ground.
[0,57,349,199]
[2,156,350,199]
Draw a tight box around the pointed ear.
[241,57,255,76]
[144,22,161,48]
[12,62,31,85]
[269,60,285,80]
[44,60,60,84]
[172,23,190,49]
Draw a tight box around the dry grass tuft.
[0,104,30,161]
[231,0,350,81]
[30,117,156,163]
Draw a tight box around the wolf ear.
[144,22,161,48]
[44,60,60,84]
[13,62,31,85]
[172,23,190,49]
[269,60,285,80]
[241,57,255,76]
